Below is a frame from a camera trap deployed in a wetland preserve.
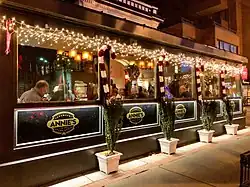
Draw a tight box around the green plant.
[159,98,176,140]
[201,100,217,131]
[222,97,234,125]
[104,97,124,156]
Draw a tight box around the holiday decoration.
[55,52,74,71]
[157,56,165,98]
[5,18,15,55]
[125,64,140,80]
[220,70,226,97]
[196,65,202,101]
[98,45,116,100]
[0,15,243,76]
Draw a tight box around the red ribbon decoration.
[5,19,14,55]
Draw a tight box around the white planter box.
[95,151,122,174]
[198,130,215,143]
[224,124,239,135]
[158,138,179,155]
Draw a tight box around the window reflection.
[201,70,220,98]
[164,62,195,99]
[225,74,241,97]
[110,57,155,99]
[18,45,98,103]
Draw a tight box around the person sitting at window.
[19,80,49,103]
[179,85,192,98]
[138,86,147,98]
[50,84,64,101]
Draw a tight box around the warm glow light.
[139,61,145,67]
[57,50,64,55]
[129,61,135,65]
[125,74,129,80]
[69,50,77,58]
[75,54,81,62]
[147,62,153,68]
[82,52,89,59]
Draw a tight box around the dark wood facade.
[0,1,247,186]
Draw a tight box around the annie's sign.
[47,112,79,135]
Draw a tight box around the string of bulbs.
[0,16,243,76]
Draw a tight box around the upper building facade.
[77,0,163,28]
[157,0,242,56]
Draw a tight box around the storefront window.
[225,75,242,97]
[164,62,195,99]
[201,70,220,98]
[18,44,98,103]
[110,56,155,99]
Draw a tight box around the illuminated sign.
[175,104,187,119]
[126,107,145,125]
[47,112,79,135]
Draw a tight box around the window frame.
[16,36,101,107]
[217,40,238,54]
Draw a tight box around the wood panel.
[0,30,17,154]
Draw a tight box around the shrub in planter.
[223,97,239,135]
[198,100,217,143]
[95,97,124,174]
[158,98,179,154]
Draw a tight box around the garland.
[196,64,204,101]
[98,45,116,100]
[55,52,74,71]
[157,56,165,99]
[220,70,227,97]
[5,19,14,55]
[0,16,243,76]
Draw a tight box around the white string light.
[0,15,243,75]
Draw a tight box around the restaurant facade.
[0,0,248,186]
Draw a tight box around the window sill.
[15,100,101,108]
[173,98,196,101]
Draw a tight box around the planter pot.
[95,151,122,174]
[158,138,179,154]
[198,130,215,143]
[224,124,239,135]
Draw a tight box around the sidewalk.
[51,128,250,187]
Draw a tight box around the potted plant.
[223,97,239,135]
[95,97,124,174]
[198,100,217,143]
[158,98,179,154]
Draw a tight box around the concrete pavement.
[51,128,250,187]
[107,133,250,187]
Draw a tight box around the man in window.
[19,80,49,103]
[179,85,192,98]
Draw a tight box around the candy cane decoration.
[221,70,227,97]
[98,45,116,99]
[5,19,15,55]
[157,56,165,98]
[196,64,203,101]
